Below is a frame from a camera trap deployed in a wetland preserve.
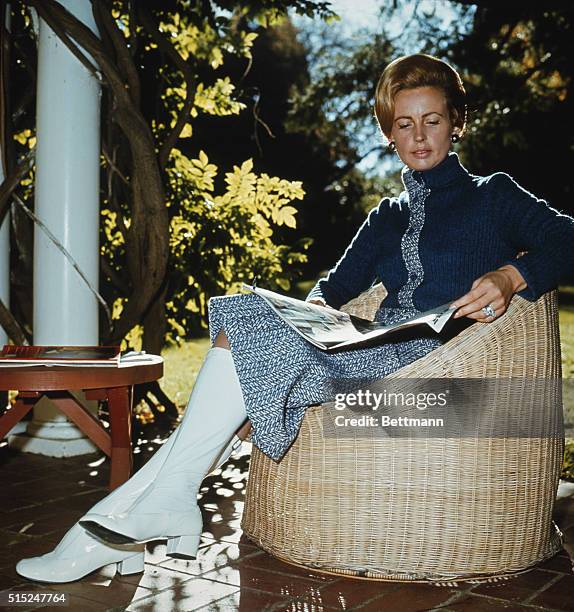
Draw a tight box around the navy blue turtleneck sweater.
[307,152,574,311]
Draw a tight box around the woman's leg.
[79,333,248,558]
[17,329,248,581]
[213,329,231,349]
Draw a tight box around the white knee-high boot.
[80,347,247,560]
[15,350,243,582]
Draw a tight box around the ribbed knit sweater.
[307,152,574,311]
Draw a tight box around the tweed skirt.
[208,293,441,461]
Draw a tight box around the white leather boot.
[80,347,246,560]
[16,359,243,583]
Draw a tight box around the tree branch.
[101,257,127,293]
[0,297,30,345]
[102,142,130,186]
[0,149,34,226]
[92,0,140,105]
[138,6,196,170]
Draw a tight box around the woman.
[17,53,574,582]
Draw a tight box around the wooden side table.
[0,357,163,490]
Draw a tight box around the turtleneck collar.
[401,152,470,193]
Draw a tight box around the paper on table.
[0,353,163,368]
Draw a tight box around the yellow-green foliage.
[167,151,308,340]
[99,8,311,345]
[560,306,574,481]
[560,307,574,378]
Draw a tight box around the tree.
[448,1,574,214]
[0,0,336,353]
[186,17,389,277]
[285,0,573,219]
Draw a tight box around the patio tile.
[0,469,47,486]
[115,563,196,591]
[442,593,533,611]
[5,510,84,538]
[529,574,574,610]
[470,569,559,603]
[228,549,338,583]
[349,582,457,611]
[0,485,44,509]
[194,589,294,611]
[124,577,239,611]
[51,490,107,512]
[45,594,107,611]
[144,541,172,566]
[0,570,26,591]
[161,540,265,577]
[201,519,245,544]
[306,578,404,609]
[1,534,57,567]
[537,550,574,573]
[199,563,326,598]
[39,572,153,609]
[2,504,75,529]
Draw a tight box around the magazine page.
[242,284,456,351]
[243,285,364,349]
[1,345,120,362]
[0,349,162,368]
[332,302,456,349]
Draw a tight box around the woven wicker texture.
[242,286,564,582]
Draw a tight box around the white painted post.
[10,0,101,456]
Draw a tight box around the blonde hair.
[374,53,467,139]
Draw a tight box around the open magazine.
[243,284,457,351]
[0,345,162,368]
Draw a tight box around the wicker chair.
[242,285,565,584]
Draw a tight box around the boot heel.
[117,552,145,576]
[166,535,200,560]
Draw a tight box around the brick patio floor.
[1,434,573,612]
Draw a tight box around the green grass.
[560,308,574,378]
[160,338,211,409]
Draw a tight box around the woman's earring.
[451,132,460,143]
[388,141,396,152]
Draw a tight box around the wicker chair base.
[243,528,563,586]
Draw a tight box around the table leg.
[47,392,111,455]
[0,398,35,440]
[107,385,133,491]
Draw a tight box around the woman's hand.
[451,265,526,322]
[307,298,336,310]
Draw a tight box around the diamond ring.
[481,304,496,318]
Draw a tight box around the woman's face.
[389,86,456,171]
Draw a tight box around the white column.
[10,0,101,456]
